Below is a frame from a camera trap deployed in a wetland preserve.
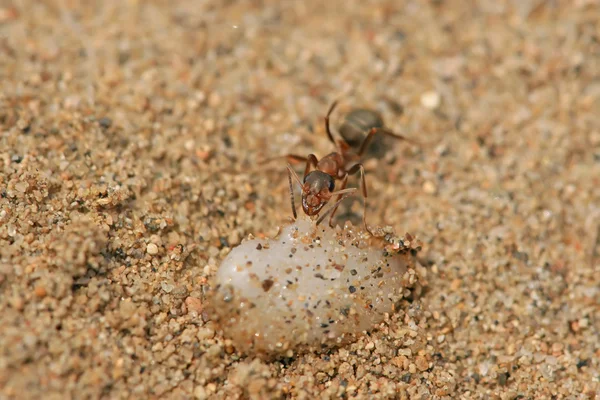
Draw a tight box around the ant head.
[301,171,335,215]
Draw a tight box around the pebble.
[409,363,417,374]
[423,181,437,194]
[119,300,137,318]
[98,117,112,128]
[197,327,215,341]
[194,386,207,400]
[15,181,29,193]
[146,243,159,255]
[185,297,203,314]
[416,356,429,372]
[160,282,174,293]
[34,286,47,298]
[420,91,441,110]
[10,296,24,310]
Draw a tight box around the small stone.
[450,279,461,291]
[64,95,81,108]
[172,286,189,299]
[551,342,564,355]
[10,296,24,310]
[194,386,208,400]
[397,348,412,357]
[119,299,137,318]
[415,356,429,372]
[34,285,47,298]
[197,327,215,341]
[498,372,510,386]
[161,282,174,293]
[423,181,437,194]
[184,139,195,151]
[15,181,29,193]
[247,379,266,395]
[420,91,441,110]
[146,243,159,255]
[185,297,203,314]
[98,117,112,128]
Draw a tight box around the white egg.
[209,217,420,358]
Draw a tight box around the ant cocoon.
[208,217,422,359]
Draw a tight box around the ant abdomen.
[339,109,387,157]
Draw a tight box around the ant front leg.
[347,163,373,234]
[357,127,418,157]
[316,187,357,226]
[327,174,348,228]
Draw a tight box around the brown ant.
[284,100,416,234]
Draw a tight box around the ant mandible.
[285,100,416,234]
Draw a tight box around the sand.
[1,1,599,399]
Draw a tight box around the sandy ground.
[1,1,599,399]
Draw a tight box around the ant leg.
[324,100,352,153]
[324,100,339,145]
[304,154,319,179]
[347,163,372,234]
[259,154,308,166]
[287,164,304,220]
[357,127,419,157]
[327,174,348,228]
[260,154,318,181]
[316,188,357,226]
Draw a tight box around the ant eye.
[328,179,335,192]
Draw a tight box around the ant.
[284,100,416,234]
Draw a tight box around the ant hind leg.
[324,100,339,145]
[316,187,357,226]
[357,127,419,157]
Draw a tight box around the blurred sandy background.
[1,0,599,398]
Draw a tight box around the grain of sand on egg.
[209,216,424,358]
